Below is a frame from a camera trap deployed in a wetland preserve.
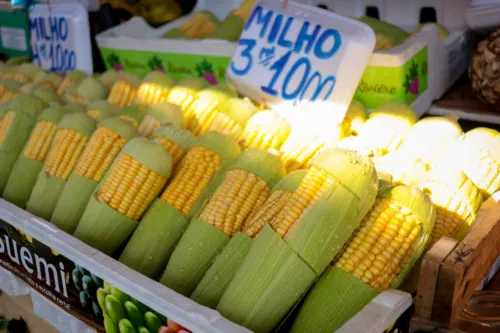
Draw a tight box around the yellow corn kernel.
[97,153,167,220]
[209,113,244,138]
[87,109,101,120]
[65,95,85,104]
[242,189,292,238]
[57,78,74,95]
[108,80,138,107]
[199,169,270,236]
[0,111,15,147]
[74,127,126,181]
[166,89,196,114]
[281,136,326,173]
[272,166,335,237]
[154,136,186,166]
[160,147,221,216]
[135,83,169,105]
[138,115,161,138]
[335,197,422,292]
[23,121,58,161]
[4,72,30,83]
[0,91,17,104]
[185,100,220,136]
[41,81,57,92]
[44,129,88,180]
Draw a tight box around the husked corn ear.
[152,125,194,166]
[108,73,142,107]
[86,100,117,121]
[23,120,58,161]
[185,84,237,135]
[33,72,63,92]
[358,102,417,154]
[240,110,291,151]
[342,100,367,136]
[96,153,168,220]
[44,129,88,180]
[134,71,175,104]
[335,185,435,291]
[166,77,209,113]
[166,11,220,39]
[0,111,15,147]
[5,63,42,83]
[138,102,185,137]
[57,70,87,95]
[243,170,307,238]
[208,97,257,139]
[159,131,241,217]
[439,127,500,197]
[374,151,428,187]
[77,77,110,103]
[99,70,119,88]
[118,104,148,128]
[420,168,483,244]
[0,79,22,104]
[280,126,343,173]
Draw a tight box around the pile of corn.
[1,63,499,333]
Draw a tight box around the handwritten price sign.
[29,4,93,74]
[227,0,375,122]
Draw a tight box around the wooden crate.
[410,197,500,332]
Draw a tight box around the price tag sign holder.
[227,0,375,126]
[0,5,31,59]
[29,3,93,73]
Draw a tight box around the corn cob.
[26,113,97,220]
[3,63,42,83]
[192,170,306,309]
[161,149,285,296]
[280,124,344,173]
[33,72,63,92]
[374,151,428,186]
[217,148,378,333]
[134,71,175,104]
[3,105,67,208]
[86,100,117,121]
[342,100,367,136]
[99,70,119,89]
[334,136,381,159]
[74,137,173,255]
[74,76,110,103]
[239,110,291,152]
[291,185,435,333]
[118,104,148,127]
[357,16,410,51]
[185,84,238,135]
[205,0,256,41]
[107,72,142,107]
[57,70,87,95]
[61,81,80,103]
[357,101,417,155]
[29,85,63,105]
[208,97,257,139]
[396,116,463,168]
[0,95,48,193]
[51,117,138,233]
[420,168,483,245]
[152,124,195,166]
[166,77,209,114]
[119,131,240,278]
[162,11,220,39]
[439,127,500,197]
[137,102,184,138]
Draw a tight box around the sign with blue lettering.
[227,0,376,123]
[29,3,93,74]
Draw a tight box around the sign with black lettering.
[29,3,93,73]
[227,0,375,123]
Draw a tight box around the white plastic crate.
[0,198,410,333]
[96,0,474,116]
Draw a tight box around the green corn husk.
[64,102,87,114]
[99,70,119,87]
[291,267,378,333]
[160,149,285,296]
[166,77,210,113]
[0,95,48,193]
[25,113,97,220]
[73,137,172,255]
[30,85,63,105]
[87,100,117,121]
[141,71,175,90]
[291,185,435,333]
[3,105,67,208]
[118,131,240,277]
[218,225,317,333]
[191,170,307,309]
[51,117,137,233]
[119,104,148,128]
[78,77,110,103]
[191,232,252,308]
[216,148,378,332]
[148,102,185,128]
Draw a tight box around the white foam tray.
[0,198,411,333]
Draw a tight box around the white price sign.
[227,0,375,123]
[29,3,93,74]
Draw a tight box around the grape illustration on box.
[72,264,105,323]
[404,61,420,95]
[195,59,217,85]
[148,56,166,73]
[107,53,124,71]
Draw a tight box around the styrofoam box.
[0,198,411,333]
[96,0,474,117]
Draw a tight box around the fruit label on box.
[227,0,375,124]
[29,3,93,74]
[0,217,186,333]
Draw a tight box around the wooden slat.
[414,238,458,319]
